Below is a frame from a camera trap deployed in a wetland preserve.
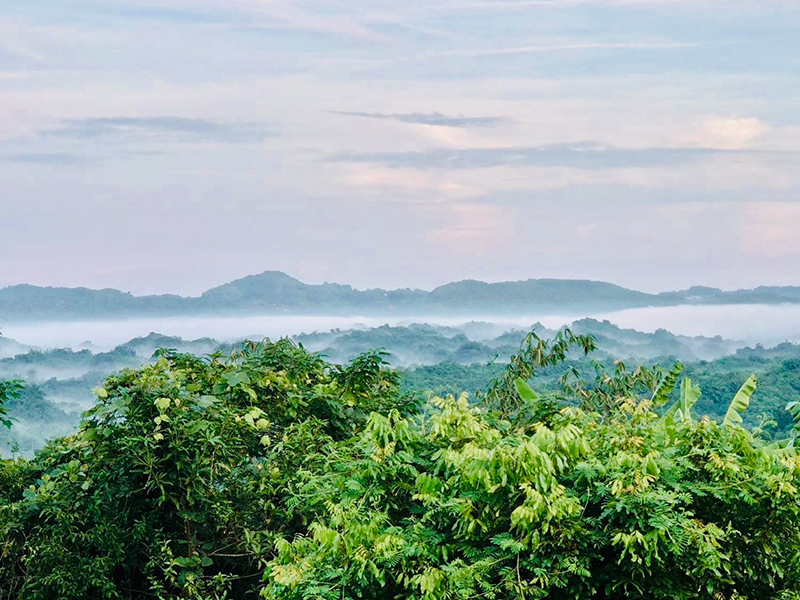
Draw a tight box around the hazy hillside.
[0,319,796,457]
[5,271,800,322]
[294,319,739,366]
[0,334,32,359]
[0,284,185,320]
[657,285,800,305]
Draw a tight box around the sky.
[1,0,799,296]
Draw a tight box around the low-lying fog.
[4,304,800,351]
[4,303,800,457]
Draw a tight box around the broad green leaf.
[195,395,218,409]
[664,377,701,425]
[173,556,200,568]
[678,377,701,422]
[723,374,757,427]
[225,371,251,387]
[515,378,538,403]
[765,437,796,458]
[787,400,800,431]
[651,362,683,406]
[778,439,798,458]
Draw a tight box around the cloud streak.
[329,110,513,128]
[45,117,277,145]
[327,142,794,170]
[438,41,701,58]
[2,153,85,166]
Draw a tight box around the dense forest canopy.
[2,321,800,454]
[2,330,800,599]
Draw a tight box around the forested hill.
[3,270,800,321]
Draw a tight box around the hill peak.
[3,271,800,322]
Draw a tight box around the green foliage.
[676,377,702,423]
[482,329,596,418]
[264,395,800,600]
[1,383,71,422]
[723,374,758,427]
[0,378,23,429]
[514,377,539,403]
[2,331,800,599]
[651,361,684,407]
[680,353,800,435]
[0,339,404,599]
[8,321,800,457]
[400,361,503,399]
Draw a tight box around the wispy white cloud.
[438,41,701,58]
[682,116,769,150]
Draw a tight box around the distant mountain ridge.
[2,270,800,322]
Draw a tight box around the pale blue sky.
[1,0,799,294]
